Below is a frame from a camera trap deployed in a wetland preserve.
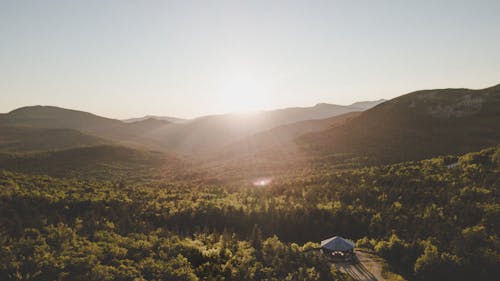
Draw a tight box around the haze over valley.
[1,1,499,281]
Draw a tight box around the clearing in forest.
[332,250,406,281]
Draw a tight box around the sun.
[214,74,270,114]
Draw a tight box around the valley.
[0,85,499,281]
[2,2,499,280]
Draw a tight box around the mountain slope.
[1,106,126,134]
[1,101,382,155]
[0,145,169,179]
[0,126,109,152]
[215,111,362,160]
[300,84,500,163]
[0,106,173,150]
[150,101,383,154]
[348,99,386,110]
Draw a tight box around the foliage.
[0,146,499,280]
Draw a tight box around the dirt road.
[332,250,385,281]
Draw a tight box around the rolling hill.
[1,101,383,155]
[0,145,171,179]
[200,84,500,181]
[299,84,500,163]
[0,106,128,135]
[144,100,384,154]
[193,112,364,182]
[0,126,109,152]
[214,111,362,161]
[0,106,172,151]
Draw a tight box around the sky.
[1,0,499,119]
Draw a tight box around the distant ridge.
[299,84,500,163]
[214,111,362,161]
[2,105,128,135]
[0,105,172,151]
[1,85,498,176]
[142,100,384,154]
[348,99,386,110]
[0,145,168,179]
[0,99,386,155]
[0,126,108,153]
[123,115,187,124]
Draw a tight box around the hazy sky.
[1,0,499,119]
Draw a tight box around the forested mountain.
[1,1,497,280]
[0,101,383,155]
[209,112,361,164]
[126,101,384,155]
[348,99,386,110]
[0,126,109,152]
[0,106,172,151]
[1,106,130,135]
[0,145,171,180]
[2,85,498,179]
[187,84,500,185]
[0,85,498,281]
[299,85,500,164]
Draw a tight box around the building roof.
[320,236,355,251]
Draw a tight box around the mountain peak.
[313,103,336,108]
[123,115,186,124]
[348,99,387,110]
[7,105,98,118]
[126,117,170,127]
[8,105,63,114]
[486,83,500,91]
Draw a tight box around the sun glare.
[253,178,272,187]
[215,74,270,114]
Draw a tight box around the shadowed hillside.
[150,101,384,154]
[1,106,129,134]
[0,145,170,179]
[0,106,172,150]
[213,112,362,162]
[1,101,383,155]
[0,126,109,152]
[300,85,500,163]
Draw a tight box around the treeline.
[0,146,499,280]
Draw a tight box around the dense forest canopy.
[1,146,498,280]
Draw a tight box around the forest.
[2,1,499,280]
[0,145,498,280]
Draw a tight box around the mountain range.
[0,85,498,179]
[0,100,384,154]
[123,115,187,124]
[300,84,500,163]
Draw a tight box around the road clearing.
[332,250,406,281]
